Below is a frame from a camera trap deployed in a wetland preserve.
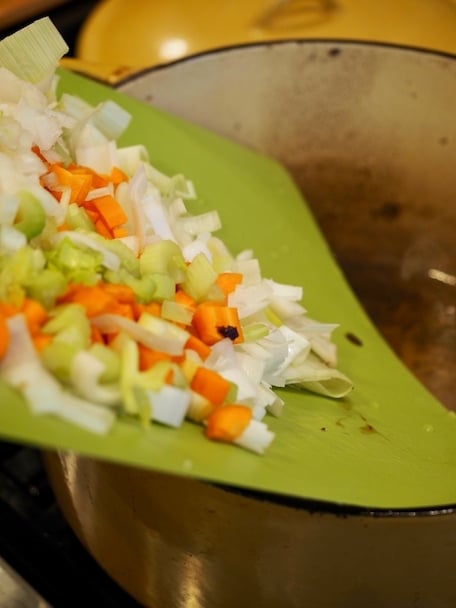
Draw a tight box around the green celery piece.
[24,268,67,308]
[0,246,41,303]
[138,361,174,392]
[2,245,41,282]
[89,343,121,383]
[65,204,96,232]
[13,191,46,239]
[242,323,270,342]
[179,252,218,302]
[139,240,185,280]
[47,238,103,273]
[119,338,143,415]
[64,269,100,286]
[52,325,90,350]
[97,237,140,276]
[40,342,79,383]
[43,304,90,350]
[105,268,156,303]
[147,273,175,302]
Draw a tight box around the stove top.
[0,440,141,607]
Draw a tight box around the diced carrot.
[22,298,48,335]
[138,343,172,371]
[57,223,71,232]
[104,330,120,345]
[174,288,197,312]
[190,366,231,406]
[0,314,10,358]
[59,282,138,320]
[90,194,128,230]
[47,189,62,202]
[67,163,108,188]
[110,166,129,184]
[90,324,104,344]
[185,335,211,360]
[133,302,162,320]
[215,272,243,295]
[101,282,135,303]
[83,207,100,223]
[48,163,93,204]
[112,227,128,238]
[205,404,252,443]
[192,304,243,345]
[32,332,52,351]
[104,301,135,319]
[32,145,48,163]
[92,173,109,188]
[58,284,113,317]
[94,217,114,239]
[0,302,20,318]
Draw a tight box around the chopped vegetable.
[190,366,232,406]
[0,18,353,453]
[205,404,252,443]
[0,314,10,358]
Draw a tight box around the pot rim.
[115,36,456,89]
[214,482,456,519]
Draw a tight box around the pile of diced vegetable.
[0,18,352,453]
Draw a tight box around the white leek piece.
[0,18,68,84]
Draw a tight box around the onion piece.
[92,314,185,355]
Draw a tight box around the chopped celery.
[242,323,270,342]
[137,312,189,349]
[89,343,121,383]
[179,252,218,302]
[40,341,79,382]
[42,304,91,350]
[264,306,283,327]
[13,191,46,239]
[138,360,174,392]
[161,300,193,325]
[24,267,67,307]
[119,338,143,415]
[139,239,185,280]
[97,237,140,276]
[147,273,175,302]
[104,268,156,303]
[0,245,46,305]
[46,237,103,273]
[65,204,96,232]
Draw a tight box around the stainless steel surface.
[0,557,50,608]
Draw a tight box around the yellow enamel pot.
[76,0,456,69]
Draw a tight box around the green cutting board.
[1,68,455,510]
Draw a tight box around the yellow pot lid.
[77,0,456,68]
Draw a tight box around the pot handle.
[59,57,143,86]
[255,0,339,29]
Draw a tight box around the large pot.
[46,41,456,607]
